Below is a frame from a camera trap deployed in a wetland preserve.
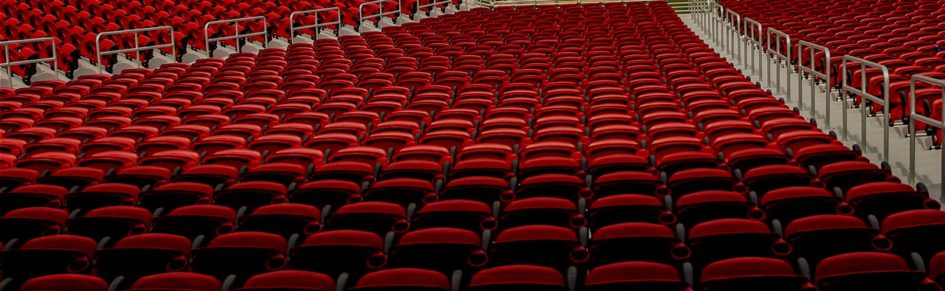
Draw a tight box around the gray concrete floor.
[682,13,945,203]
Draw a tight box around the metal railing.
[741,18,763,75]
[704,0,715,30]
[416,0,453,16]
[0,37,58,86]
[908,74,945,200]
[710,2,724,44]
[723,9,740,63]
[477,0,669,8]
[841,55,890,161]
[290,7,342,42]
[359,0,403,31]
[697,0,715,33]
[688,0,694,25]
[690,0,702,29]
[473,0,495,8]
[668,0,691,13]
[797,40,831,123]
[766,27,791,99]
[96,26,176,74]
[204,16,269,55]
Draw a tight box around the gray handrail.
[797,40,831,124]
[0,37,58,87]
[908,74,945,201]
[358,0,403,31]
[701,0,708,25]
[474,0,494,9]
[705,0,716,41]
[697,0,713,32]
[96,26,176,74]
[481,0,663,8]
[766,27,791,99]
[289,7,342,43]
[689,0,694,27]
[723,9,741,62]
[711,2,724,44]
[204,16,268,55]
[841,55,890,161]
[417,0,452,16]
[742,18,763,75]
[688,0,692,21]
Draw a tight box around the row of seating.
[1,0,443,80]
[1,1,944,291]
[719,0,945,145]
[4,196,945,285]
[12,251,945,290]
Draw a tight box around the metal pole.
[235,22,241,53]
[882,69,890,161]
[841,55,891,161]
[52,40,59,80]
[171,27,176,61]
[908,75,945,200]
[96,34,103,74]
[799,44,806,111]
[741,19,748,68]
[732,11,737,61]
[861,62,868,153]
[842,57,850,140]
[205,24,211,58]
[824,50,831,128]
[797,41,831,121]
[4,46,11,87]
[263,18,268,48]
[724,9,731,57]
[766,31,772,91]
[860,63,869,155]
[204,16,267,56]
[909,79,917,186]
[290,7,342,43]
[743,18,762,75]
[767,28,791,99]
[133,31,140,68]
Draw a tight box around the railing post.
[415,0,452,18]
[908,74,945,200]
[724,9,740,63]
[204,16,269,57]
[766,27,791,100]
[0,37,61,85]
[4,45,10,86]
[133,32,140,65]
[96,34,103,74]
[797,41,831,125]
[841,55,891,161]
[359,0,402,31]
[51,40,58,79]
[713,3,722,44]
[702,0,710,32]
[290,7,343,43]
[235,21,241,53]
[700,0,709,31]
[742,18,762,75]
[95,26,176,74]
